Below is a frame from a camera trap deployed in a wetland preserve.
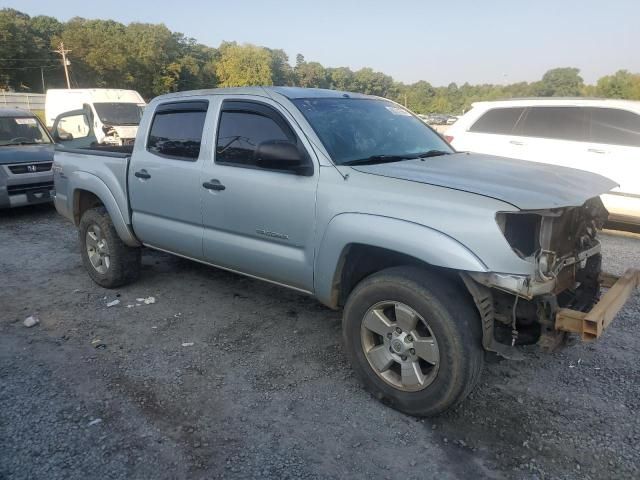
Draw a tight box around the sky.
[5,0,640,86]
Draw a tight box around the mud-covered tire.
[342,266,484,417]
[78,207,141,288]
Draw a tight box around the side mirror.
[56,132,73,142]
[254,140,311,175]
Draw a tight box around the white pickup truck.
[52,87,639,416]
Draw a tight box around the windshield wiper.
[342,155,416,166]
[342,150,452,166]
[414,150,451,158]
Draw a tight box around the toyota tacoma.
[52,87,639,416]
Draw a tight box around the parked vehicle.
[45,89,145,146]
[0,108,54,208]
[446,98,640,224]
[424,114,457,126]
[52,87,638,416]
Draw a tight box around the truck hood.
[0,144,55,165]
[352,152,618,210]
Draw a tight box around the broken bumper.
[555,269,640,341]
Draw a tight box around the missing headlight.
[496,212,541,258]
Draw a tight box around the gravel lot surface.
[1,204,639,480]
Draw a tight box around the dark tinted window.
[469,107,524,134]
[589,108,640,147]
[516,107,587,142]
[94,102,143,125]
[216,110,294,167]
[147,104,207,160]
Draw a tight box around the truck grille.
[7,181,54,196]
[8,162,53,174]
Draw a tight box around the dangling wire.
[511,295,519,347]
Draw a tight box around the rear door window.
[147,101,208,160]
[516,107,587,142]
[468,107,525,135]
[588,108,640,147]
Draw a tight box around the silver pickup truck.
[52,87,639,416]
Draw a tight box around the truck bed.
[53,145,132,228]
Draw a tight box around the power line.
[0,58,59,61]
[0,65,60,70]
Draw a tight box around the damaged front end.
[462,197,638,357]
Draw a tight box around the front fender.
[314,213,488,307]
[69,171,140,247]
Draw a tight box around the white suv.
[446,98,640,224]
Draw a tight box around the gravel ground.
[1,204,638,480]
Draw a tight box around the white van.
[45,89,145,145]
[446,98,640,225]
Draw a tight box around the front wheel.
[79,206,141,288]
[342,266,484,417]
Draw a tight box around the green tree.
[351,68,395,97]
[215,42,273,87]
[596,70,640,100]
[3,8,640,110]
[532,67,584,97]
[327,67,354,91]
[295,61,328,88]
[400,80,435,113]
[0,9,62,91]
[55,17,131,88]
[268,48,294,86]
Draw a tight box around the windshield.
[0,116,52,146]
[293,98,453,165]
[93,102,144,126]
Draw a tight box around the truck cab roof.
[152,86,374,102]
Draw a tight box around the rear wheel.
[79,207,141,288]
[342,266,484,416]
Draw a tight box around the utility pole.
[40,67,45,93]
[53,42,72,89]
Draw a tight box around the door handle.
[588,148,606,154]
[202,179,226,191]
[509,140,524,146]
[134,169,151,179]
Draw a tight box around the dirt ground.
[1,204,639,480]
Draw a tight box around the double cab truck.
[52,87,639,416]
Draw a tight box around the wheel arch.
[314,213,488,309]
[70,173,140,247]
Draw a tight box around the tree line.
[2,8,639,114]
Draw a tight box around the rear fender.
[70,172,140,247]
